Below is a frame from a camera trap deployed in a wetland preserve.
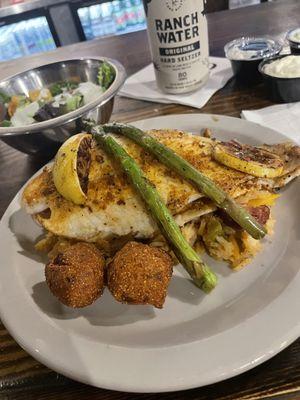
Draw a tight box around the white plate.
[0,114,299,393]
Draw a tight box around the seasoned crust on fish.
[22,129,299,242]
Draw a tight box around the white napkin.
[119,57,233,109]
[242,103,300,145]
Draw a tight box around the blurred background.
[0,0,274,63]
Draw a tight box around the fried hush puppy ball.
[107,241,173,309]
[45,242,105,308]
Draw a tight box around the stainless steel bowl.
[0,57,126,155]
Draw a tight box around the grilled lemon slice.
[213,140,284,178]
[53,133,92,205]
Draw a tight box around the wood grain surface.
[0,1,299,399]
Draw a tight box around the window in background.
[0,16,56,62]
[230,0,270,8]
[205,0,271,13]
[77,0,146,40]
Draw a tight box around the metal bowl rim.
[0,57,126,137]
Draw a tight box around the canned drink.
[143,0,209,94]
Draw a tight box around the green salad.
[0,62,115,128]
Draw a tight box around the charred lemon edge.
[52,133,91,205]
[213,143,284,178]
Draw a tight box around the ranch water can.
[143,0,209,94]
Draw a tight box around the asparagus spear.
[102,123,267,240]
[91,125,217,293]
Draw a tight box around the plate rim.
[0,113,299,393]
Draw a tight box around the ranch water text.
[143,0,209,94]
[156,13,199,44]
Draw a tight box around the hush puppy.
[107,241,173,308]
[45,242,105,308]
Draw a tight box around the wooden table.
[0,1,299,399]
